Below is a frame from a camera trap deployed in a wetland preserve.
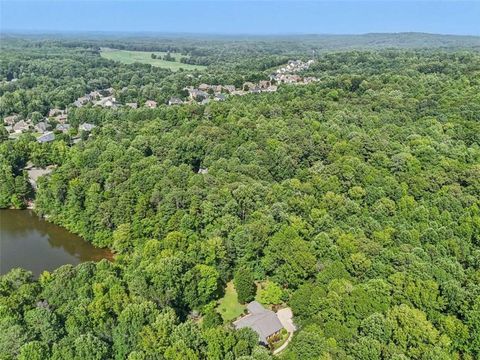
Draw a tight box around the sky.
[0,1,479,36]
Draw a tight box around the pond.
[0,209,112,276]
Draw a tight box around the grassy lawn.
[217,281,245,322]
[100,48,206,71]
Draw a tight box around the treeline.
[1,47,480,359]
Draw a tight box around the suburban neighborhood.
[2,59,316,142]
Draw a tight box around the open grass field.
[216,281,246,322]
[100,48,206,71]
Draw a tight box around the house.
[73,95,91,107]
[168,97,183,105]
[89,90,101,99]
[3,115,19,126]
[188,89,208,101]
[198,83,210,91]
[213,85,223,94]
[243,82,256,91]
[198,167,208,174]
[145,100,157,109]
[13,120,30,133]
[37,131,55,143]
[223,85,236,93]
[56,123,71,133]
[214,93,226,101]
[34,121,50,134]
[265,85,278,92]
[233,301,284,346]
[79,123,96,132]
[55,113,68,124]
[126,102,138,109]
[259,80,271,89]
[49,108,65,117]
[95,96,116,108]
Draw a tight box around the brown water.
[0,209,112,276]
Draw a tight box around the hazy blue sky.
[1,1,479,35]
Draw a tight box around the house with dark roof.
[37,131,55,143]
[233,301,284,345]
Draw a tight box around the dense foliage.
[1,35,480,359]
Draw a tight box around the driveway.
[273,307,296,355]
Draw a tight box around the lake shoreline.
[0,209,114,276]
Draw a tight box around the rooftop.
[233,301,283,345]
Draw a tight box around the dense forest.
[1,35,480,359]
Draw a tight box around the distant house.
[56,123,71,133]
[259,80,271,89]
[198,83,210,91]
[243,82,256,91]
[73,95,91,107]
[79,123,96,132]
[37,131,55,143]
[168,97,183,106]
[233,301,284,346]
[55,113,68,124]
[188,89,208,101]
[34,121,50,134]
[145,100,157,109]
[13,120,30,133]
[126,102,138,109]
[223,85,236,93]
[265,85,278,92]
[95,96,116,108]
[214,93,226,101]
[49,108,65,117]
[3,115,19,126]
[198,167,208,174]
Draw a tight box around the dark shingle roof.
[234,301,283,344]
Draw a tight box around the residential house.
[79,123,96,132]
[188,89,208,101]
[214,94,226,101]
[3,115,19,126]
[223,85,236,93]
[13,120,30,133]
[55,113,68,124]
[265,85,278,92]
[243,82,256,91]
[37,131,55,143]
[35,121,50,134]
[168,97,183,106]
[212,85,223,94]
[258,80,271,89]
[49,108,65,117]
[233,301,284,346]
[198,83,210,91]
[56,123,71,133]
[126,102,138,109]
[73,95,91,107]
[145,100,157,109]
[95,96,117,108]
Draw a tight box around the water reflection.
[0,210,112,276]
